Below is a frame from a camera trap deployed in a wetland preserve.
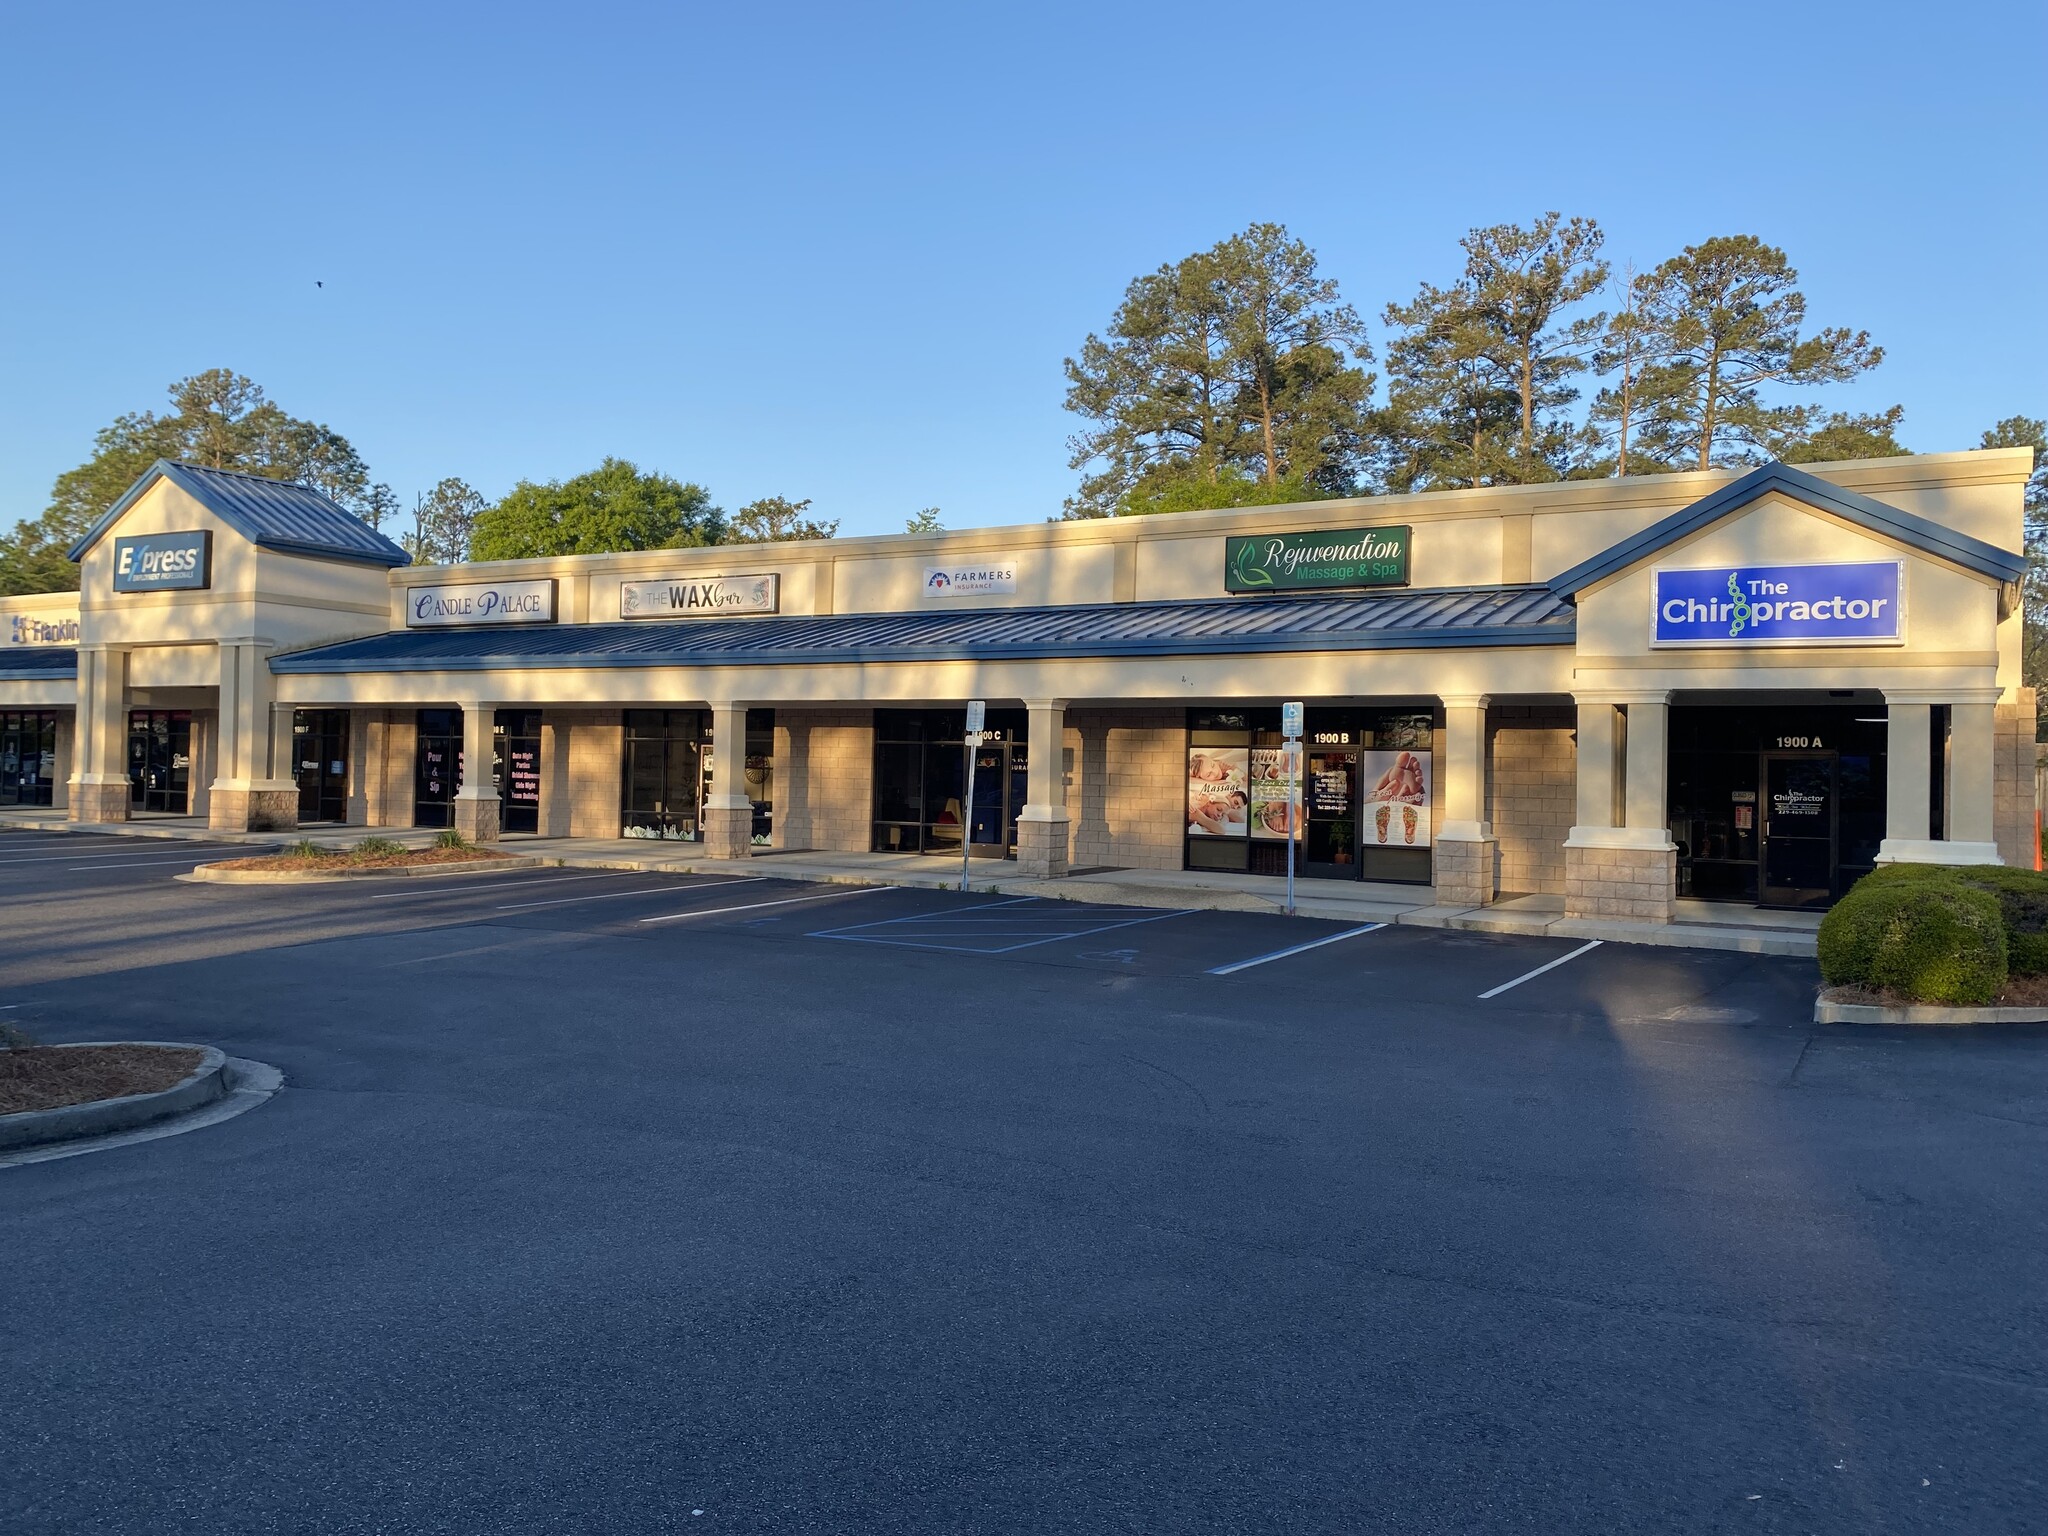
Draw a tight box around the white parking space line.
[0,846,243,865]
[1206,923,1386,976]
[368,870,646,901]
[64,856,230,870]
[1478,940,1603,1000]
[497,877,763,912]
[639,887,885,925]
[810,901,1194,955]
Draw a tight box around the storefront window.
[744,708,774,846]
[871,708,1027,857]
[1187,707,1433,884]
[495,709,542,835]
[294,710,350,824]
[128,710,192,815]
[0,711,58,808]
[413,709,461,828]
[623,710,705,840]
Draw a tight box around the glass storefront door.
[495,710,542,835]
[127,711,191,814]
[871,708,1028,856]
[0,711,58,807]
[1760,752,1837,909]
[623,710,704,839]
[294,710,349,823]
[1303,748,1360,878]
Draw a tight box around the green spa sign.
[1225,525,1411,594]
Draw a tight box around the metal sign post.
[961,700,986,893]
[1282,701,1303,916]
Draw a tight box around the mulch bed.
[1829,974,2048,1009]
[0,1045,205,1115]
[208,847,513,872]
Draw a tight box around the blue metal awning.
[271,585,1575,674]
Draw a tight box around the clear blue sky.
[2,1,2041,541]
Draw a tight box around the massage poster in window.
[1248,747,1302,840]
[1362,749,1431,848]
[1186,747,1249,837]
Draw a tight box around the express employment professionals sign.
[1652,561,1904,647]
[1225,527,1410,593]
[407,578,557,627]
[112,531,212,593]
[621,573,779,618]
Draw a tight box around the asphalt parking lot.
[2,828,2044,1534]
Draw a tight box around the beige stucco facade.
[0,449,2035,925]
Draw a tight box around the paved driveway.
[1,831,2042,1533]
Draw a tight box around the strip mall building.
[0,450,2035,921]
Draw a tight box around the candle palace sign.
[407,578,558,627]
[1225,526,1410,593]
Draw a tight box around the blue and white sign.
[1652,561,1904,647]
[112,531,211,593]
[407,578,557,628]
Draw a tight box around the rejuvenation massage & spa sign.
[1225,527,1410,593]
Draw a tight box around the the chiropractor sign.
[1651,560,1904,647]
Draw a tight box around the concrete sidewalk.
[0,810,1821,956]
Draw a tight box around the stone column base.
[1015,815,1070,879]
[453,793,502,844]
[68,777,130,824]
[701,804,754,860]
[209,782,300,833]
[1565,842,1676,922]
[1433,835,1497,907]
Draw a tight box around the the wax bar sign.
[1652,561,1903,647]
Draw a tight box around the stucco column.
[70,645,132,824]
[1434,695,1494,907]
[1877,690,2001,865]
[1015,698,1070,879]
[209,641,299,832]
[1876,699,1934,863]
[1565,693,1674,924]
[452,703,501,843]
[702,701,754,859]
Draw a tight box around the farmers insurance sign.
[1652,561,1904,647]
[112,531,211,593]
[923,559,1019,597]
[1226,527,1410,593]
[407,578,557,627]
[620,574,779,618]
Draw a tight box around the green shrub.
[351,836,407,859]
[1838,862,2048,978]
[1819,880,2007,1005]
[283,838,332,860]
[433,828,470,851]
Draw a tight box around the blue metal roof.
[0,648,77,681]
[66,461,410,568]
[1549,460,2027,598]
[273,585,1575,674]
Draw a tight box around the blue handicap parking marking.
[809,897,1194,955]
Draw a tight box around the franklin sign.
[1652,561,1904,647]
[407,578,558,628]
[621,574,779,619]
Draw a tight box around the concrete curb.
[180,856,540,884]
[1814,989,2048,1026]
[0,1043,228,1151]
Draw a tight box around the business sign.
[112,531,211,593]
[620,573,778,619]
[923,559,1018,598]
[1225,526,1409,593]
[6,613,79,645]
[1652,561,1904,647]
[407,578,557,628]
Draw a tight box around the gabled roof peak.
[1547,460,2025,599]
[66,459,410,569]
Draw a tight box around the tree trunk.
[1521,350,1535,461]
[1259,371,1278,486]
[1698,349,1719,471]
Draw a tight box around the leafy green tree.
[1376,214,1607,489]
[404,478,488,564]
[726,495,838,543]
[1774,406,1911,464]
[0,368,384,594]
[469,458,726,560]
[1630,236,1884,470]
[1063,223,1373,516]
[1581,264,1686,478]
[904,507,944,534]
